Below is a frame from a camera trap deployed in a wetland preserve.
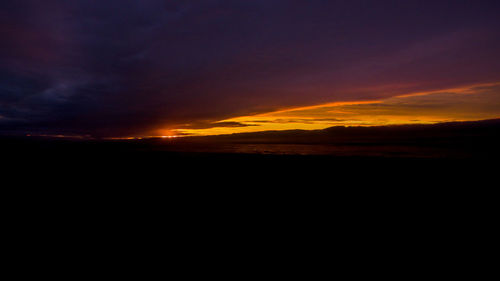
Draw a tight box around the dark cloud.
[249,118,347,124]
[177,121,257,130]
[1,0,500,136]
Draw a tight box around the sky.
[1,0,500,137]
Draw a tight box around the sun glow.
[167,82,500,136]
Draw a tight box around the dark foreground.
[2,119,499,186]
[2,121,498,250]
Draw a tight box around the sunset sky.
[1,0,499,137]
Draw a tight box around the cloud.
[176,121,257,130]
[1,0,500,137]
[175,82,500,136]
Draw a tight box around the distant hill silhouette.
[2,118,499,159]
[1,119,499,192]
[175,118,500,145]
[116,118,497,158]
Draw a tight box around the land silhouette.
[2,119,498,198]
[3,118,499,158]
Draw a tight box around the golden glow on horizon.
[160,82,500,136]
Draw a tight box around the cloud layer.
[173,83,500,136]
[1,0,500,137]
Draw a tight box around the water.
[160,143,457,158]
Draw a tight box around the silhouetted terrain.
[3,118,500,158]
[2,119,498,185]
[2,119,498,208]
[152,118,500,158]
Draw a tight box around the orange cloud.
[165,82,500,136]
